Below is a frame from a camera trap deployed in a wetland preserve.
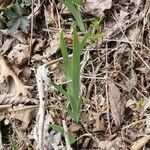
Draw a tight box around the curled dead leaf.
[108,80,125,126]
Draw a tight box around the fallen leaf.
[49,33,60,55]
[83,0,112,17]
[131,136,150,150]
[0,55,30,96]
[98,137,126,150]
[8,44,30,67]
[8,105,38,130]
[69,122,81,132]
[128,27,141,42]
[0,29,27,44]
[34,38,47,52]
[1,38,14,54]
[108,80,125,126]
[0,94,38,105]
[92,112,106,132]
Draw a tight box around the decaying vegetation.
[0,0,149,149]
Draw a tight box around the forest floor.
[0,0,150,149]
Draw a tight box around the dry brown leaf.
[0,94,38,105]
[0,30,27,44]
[83,0,112,17]
[8,44,30,67]
[98,137,126,150]
[8,105,38,130]
[0,55,30,96]
[108,81,125,126]
[92,112,106,132]
[21,66,32,80]
[1,38,14,54]
[69,123,81,132]
[48,33,60,56]
[34,38,47,52]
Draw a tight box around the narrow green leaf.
[49,124,64,133]
[73,0,83,5]
[60,31,69,78]
[67,86,77,111]
[60,102,75,119]
[61,0,85,32]
[51,82,68,99]
[68,132,77,144]
[49,124,76,144]
[80,31,90,54]
[72,26,80,100]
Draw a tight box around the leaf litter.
[0,0,150,149]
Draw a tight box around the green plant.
[11,137,18,150]
[136,97,145,110]
[89,16,103,45]
[52,26,88,122]
[0,0,30,33]
[61,0,85,32]
[4,3,29,33]
[49,124,76,144]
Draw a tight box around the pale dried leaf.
[0,94,38,105]
[128,27,141,42]
[108,81,125,126]
[0,55,30,96]
[0,30,27,44]
[34,38,46,52]
[8,44,30,67]
[21,67,32,80]
[98,138,126,150]
[131,0,142,7]
[69,123,81,132]
[131,136,150,150]
[8,105,38,130]
[49,33,60,55]
[1,38,14,54]
[117,10,129,28]
[44,6,53,26]
[92,112,106,132]
[83,0,112,17]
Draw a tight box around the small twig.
[122,119,146,130]
[105,43,112,135]
[29,0,34,63]
[36,66,46,150]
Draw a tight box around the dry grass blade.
[108,80,125,126]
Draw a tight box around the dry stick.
[29,0,34,64]
[105,43,112,135]
[35,57,69,149]
[36,66,46,150]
